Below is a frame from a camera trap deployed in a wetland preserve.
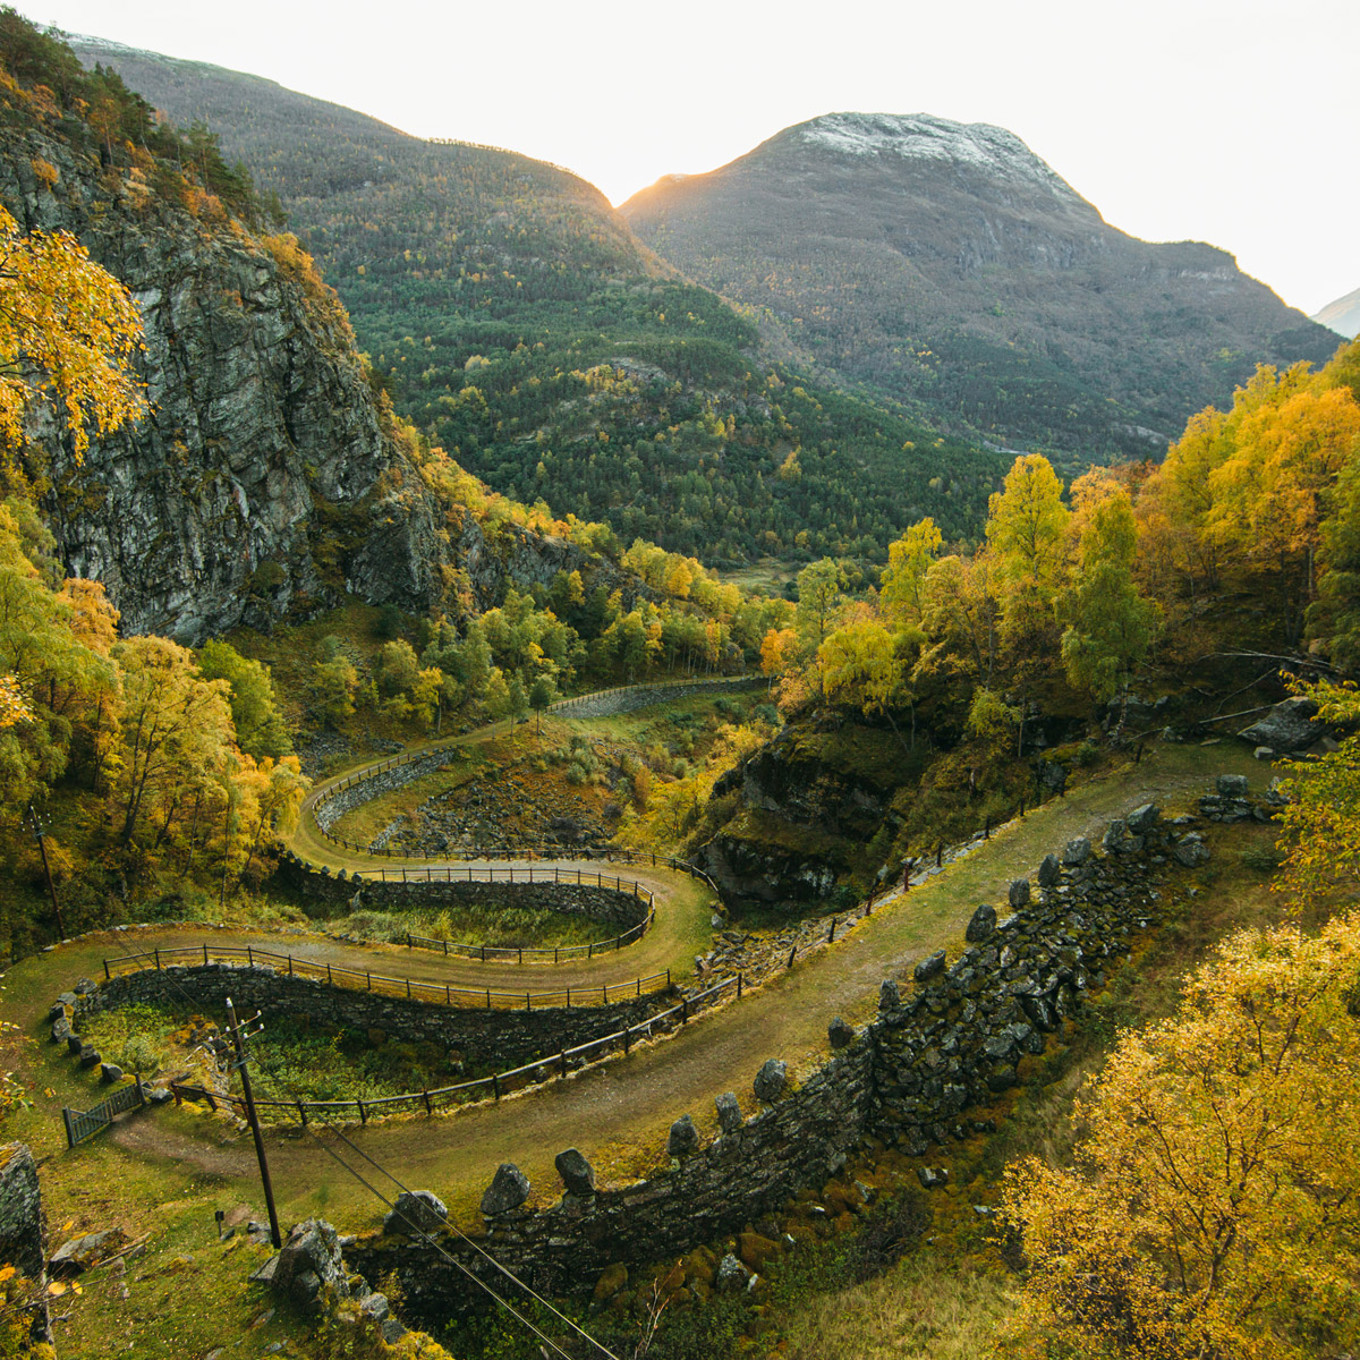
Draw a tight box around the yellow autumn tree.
[0,202,146,464]
[1000,912,1360,1360]
[1275,677,1360,904]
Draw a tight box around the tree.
[0,202,146,464]
[1001,911,1360,1360]
[197,639,291,759]
[880,517,942,626]
[795,558,844,653]
[985,454,1070,646]
[311,656,357,728]
[528,674,556,734]
[1275,677,1360,903]
[1059,477,1159,704]
[111,635,236,845]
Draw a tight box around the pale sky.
[31,0,1360,317]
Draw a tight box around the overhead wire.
[91,921,618,1358]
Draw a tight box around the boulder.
[753,1059,787,1103]
[965,904,997,943]
[827,1016,855,1049]
[1172,833,1210,868]
[1007,879,1031,909]
[1216,773,1250,798]
[1062,837,1092,866]
[667,1114,699,1158]
[916,1167,949,1189]
[1126,803,1160,835]
[715,1253,751,1293]
[715,1092,743,1135]
[879,979,902,1011]
[1102,820,1131,855]
[554,1148,596,1198]
[51,1017,71,1044]
[1037,853,1061,889]
[480,1164,530,1217]
[913,951,946,984]
[50,1227,129,1277]
[100,1063,124,1084]
[264,1220,350,1309]
[382,1190,447,1236]
[1239,696,1323,754]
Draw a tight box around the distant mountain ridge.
[1315,287,1360,340]
[621,111,1340,458]
[64,38,1008,564]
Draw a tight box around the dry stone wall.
[79,964,668,1075]
[344,797,1245,1327]
[276,854,650,931]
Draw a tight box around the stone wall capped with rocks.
[79,963,670,1075]
[343,792,1257,1327]
[275,853,651,933]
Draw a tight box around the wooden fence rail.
[62,1077,145,1147]
[101,945,673,1012]
[403,904,655,964]
[169,972,743,1128]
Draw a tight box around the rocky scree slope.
[621,112,1339,458]
[0,108,631,641]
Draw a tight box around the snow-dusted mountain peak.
[798,112,1080,199]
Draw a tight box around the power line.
[96,926,617,1358]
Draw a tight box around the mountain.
[1315,287,1360,340]
[0,20,638,642]
[66,40,1006,563]
[620,112,1341,459]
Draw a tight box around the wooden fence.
[62,1077,145,1148]
[403,901,655,964]
[168,972,746,1127]
[101,944,672,1011]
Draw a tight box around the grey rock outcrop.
[264,1219,351,1309]
[913,951,946,984]
[1008,879,1031,909]
[827,1017,855,1049]
[1037,853,1061,888]
[1239,697,1324,754]
[0,1145,50,1348]
[1063,837,1092,866]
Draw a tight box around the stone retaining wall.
[313,752,452,833]
[79,964,669,1075]
[344,802,1231,1326]
[551,677,765,722]
[275,856,650,931]
[0,1143,51,1347]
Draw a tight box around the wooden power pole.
[225,997,282,1249]
[27,803,65,939]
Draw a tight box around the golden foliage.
[1000,911,1360,1359]
[0,202,146,463]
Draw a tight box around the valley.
[1,13,1358,1360]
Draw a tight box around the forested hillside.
[621,112,1339,463]
[67,37,1005,564]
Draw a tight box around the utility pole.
[225,997,282,1249]
[27,803,65,939]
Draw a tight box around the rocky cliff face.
[0,118,449,641]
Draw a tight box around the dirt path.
[11,742,1263,1232]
